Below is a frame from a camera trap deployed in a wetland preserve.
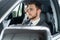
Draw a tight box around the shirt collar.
[30,18,40,25]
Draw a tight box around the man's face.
[25,4,41,19]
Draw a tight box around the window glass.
[58,0,60,6]
[12,3,22,17]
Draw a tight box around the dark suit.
[22,18,49,27]
[36,19,49,27]
[23,19,53,35]
[36,19,55,35]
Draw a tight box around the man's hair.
[23,0,42,9]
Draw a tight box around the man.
[22,0,49,27]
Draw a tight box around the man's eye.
[30,8,33,10]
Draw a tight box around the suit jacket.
[36,19,54,35]
[36,19,49,27]
[22,18,49,27]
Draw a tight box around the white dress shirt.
[30,18,40,26]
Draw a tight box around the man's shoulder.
[36,20,49,27]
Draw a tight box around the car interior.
[0,0,60,40]
[0,0,58,35]
[10,0,57,35]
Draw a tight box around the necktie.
[22,19,30,25]
[22,19,32,26]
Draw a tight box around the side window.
[4,3,23,20]
[2,3,23,28]
[11,3,23,18]
[58,0,60,6]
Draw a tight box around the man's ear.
[37,9,41,14]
